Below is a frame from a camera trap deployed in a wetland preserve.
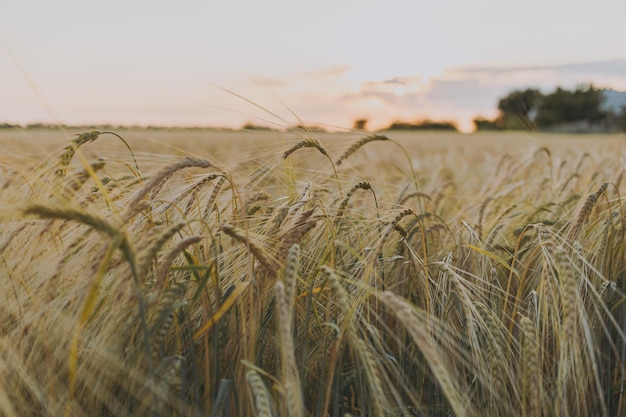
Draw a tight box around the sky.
[2,0,626,132]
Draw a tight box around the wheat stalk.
[378,290,469,417]
[154,235,203,291]
[138,222,187,280]
[323,265,387,417]
[63,158,107,199]
[136,355,184,416]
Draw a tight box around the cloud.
[326,59,626,132]
[201,60,626,132]
[457,60,626,78]
[247,66,352,89]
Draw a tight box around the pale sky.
[2,0,626,132]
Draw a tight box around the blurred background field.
[2,127,625,168]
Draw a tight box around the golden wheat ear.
[55,130,140,178]
[335,134,388,165]
[123,157,212,220]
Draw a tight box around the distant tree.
[473,117,503,131]
[385,121,414,130]
[26,123,51,129]
[497,88,543,130]
[242,122,274,131]
[534,84,608,129]
[384,119,458,131]
[292,124,326,132]
[353,118,368,131]
[617,105,626,132]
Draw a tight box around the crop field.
[1,128,626,416]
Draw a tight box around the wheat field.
[1,128,625,416]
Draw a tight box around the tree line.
[353,118,458,132]
[474,84,626,132]
[4,84,625,133]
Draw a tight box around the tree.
[384,119,458,132]
[617,105,626,132]
[497,88,543,130]
[353,119,368,131]
[485,84,616,132]
[534,84,608,129]
[242,122,274,131]
[473,117,503,131]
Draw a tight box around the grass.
[0,128,625,416]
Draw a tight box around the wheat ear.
[335,181,371,219]
[275,281,304,417]
[323,266,386,417]
[148,281,188,362]
[556,245,577,342]
[282,244,300,325]
[282,138,328,160]
[202,175,226,222]
[378,290,469,417]
[275,209,317,264]
[138,222,187,280]
[570,182,608,237]
[336,134,388,165]
[520,315,541,417]
[246,370,274,417]
[221,224,279,275]
[23,205,120,239]
[56,130,101,177]
[124,157,212,219]
[164,171,222,213]
[155,236,203,291]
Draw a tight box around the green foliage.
[352,118,368,131]
[614,105,626,132]
[534,85,608,129]
[473,117,503,131]
[242,122,275,132]
[384,119,458,131]
[497,88,543,130]
[486,84,618,132]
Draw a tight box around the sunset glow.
[2,0,626,132]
